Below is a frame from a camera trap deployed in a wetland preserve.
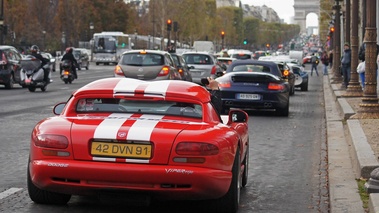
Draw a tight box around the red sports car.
[27,78,249,213]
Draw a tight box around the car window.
[231,64,271,73]
[183,54,212,65]
[171,55,180,66]
[76,98,202,118]
[121,53,164,66]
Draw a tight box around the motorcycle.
[20,56,52,92]
[60,59,75,84]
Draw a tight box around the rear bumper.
[29,159,232,200]
[222,92,289,110]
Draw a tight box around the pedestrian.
[328,50,333,69]
[341,43,351,88]
[356,61,365,89]
[310,53,319,76]
[321,50,329,75]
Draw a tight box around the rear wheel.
[27,164,71,204]
[41,86,47,92]
[28,87,36,92]
[276,101,289,116]
[5,74,14,89]
[301,82,308,91]
[210,147,241,213]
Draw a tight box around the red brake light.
[33,134,69,149]
[158,66,170,76]
[211,65,217,74]
[268,83,285,90]
[114,65,124,76]
[219,81,231,88]
[176,142,219,156]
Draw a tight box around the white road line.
[0,188,23,200]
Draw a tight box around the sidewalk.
[324,72,379,213]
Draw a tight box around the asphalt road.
[0,63,329,212]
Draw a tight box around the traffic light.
[221,31,225,39]
[243,38,248,45]
[173,21,178,32]
[167,19,172,31]
[330,26,335,33]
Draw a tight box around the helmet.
[65,47,73,54]
[30,45,39,53]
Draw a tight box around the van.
[192,41,215,54]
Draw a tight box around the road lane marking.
[0,188,23,200]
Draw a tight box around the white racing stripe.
[0,188,23,200]
[93,113,133,139]
[144,81,171,96]
[127,114,164,141]
[113,78,143,94]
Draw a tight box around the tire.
[5,74,14,89]
[242,146,249,187]
[301,82,308,91]
[96,62,99,66]
[211,147,241,213]
[276,100,289,116]
[27,164,71,205]
[289,85,295,96]
[28,87,36,92]
[86,62,89,70]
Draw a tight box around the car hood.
[64,114,206,164]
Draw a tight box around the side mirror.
[53,103,66,115]
[228,110,248,123]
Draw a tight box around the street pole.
[344,0,362,96]
[331,0,343,84]
[0,0,4,45]
[354,0,379,118]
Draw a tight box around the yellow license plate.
[91,142,152,159]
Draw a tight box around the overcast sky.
[240,0,318,26]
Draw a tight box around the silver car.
[182,52,222,84]
[114,50,182,81]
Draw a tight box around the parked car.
[216,60,290,116]
[182,52,222,84]
[170,53,193,82]
[27,77,249,213]
[114,50,182,80]
[41,52,56,72]
[73,48,90,70]
[0,45,23,89]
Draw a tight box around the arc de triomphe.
[293,0,320,33]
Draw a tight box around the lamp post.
[331,0,342,84]
[42,30,46,51]
[353,0,379,119]
[134,29,137,49]
[89,22,94,40]
[344,0,363,96]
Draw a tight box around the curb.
[324,76,365,212]
[326,74,379,213]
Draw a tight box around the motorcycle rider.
[30,45,50,82]
[60,47,78,79]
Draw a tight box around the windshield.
[120,53,164,66]
[76,98,202,119]
[94,36,117,53]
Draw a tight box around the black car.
[216,60,290,116]
[0,45,23,89]
[170,53,193,82]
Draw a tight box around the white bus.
[92,32,131,65]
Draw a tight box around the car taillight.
[282,69,290,77]
[218,81,231,88]
[176,142,219,156]
[114,65,124,76]
[268,83,285,90]
[178,68,183,74]
[33,134,69,149]
[158,66,170,76]
[211,65,217,74]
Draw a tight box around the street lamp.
[331,0,342,84]
[42,30,46,51]
[89,22,94,40]
[134,29,137,49]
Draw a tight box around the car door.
[8,48,22,83]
